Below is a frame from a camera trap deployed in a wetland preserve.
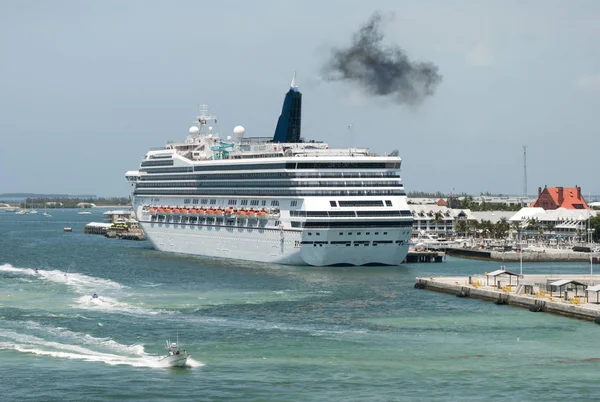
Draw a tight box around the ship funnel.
[272,72,302,143]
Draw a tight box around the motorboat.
[43,212,52,217]
[78,211,92,215]
[158,339,189,367]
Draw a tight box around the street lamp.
[519,230,523,278]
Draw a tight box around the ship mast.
[196,105,218,136]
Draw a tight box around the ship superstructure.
[125,74,413,266]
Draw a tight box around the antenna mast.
[523,145,528,197]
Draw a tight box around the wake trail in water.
[0,263,169,316]
[0,263,124,291]
[0,321,203,368]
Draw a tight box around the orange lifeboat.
[257,211,268,219]
[236,210,246,216]
[149,208,157,213]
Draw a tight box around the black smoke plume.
[322,12,442,106]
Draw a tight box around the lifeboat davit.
[257,211,268,219]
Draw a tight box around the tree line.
[10,197,131,208]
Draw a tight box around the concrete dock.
[415,272,600,322]
[446,247,600,263]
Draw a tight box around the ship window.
[385,200,392,206]
[366,232,370,235]
[184,198,191,204]
[316,233,320,236]
[192,199,199,205]
[348,232,352,235]
[357,232,361,235]
[339,232,343,235]
[329,201,337,207]
[261,200,266,206]
[241,200,248,206]
[308,232,312,236]
[291,200,298,207]
[375,232,379,235]
[210,199,217,205]
[228,199,237,205]
[271,200,279,206]
[251,200,259,206]
[383,232,388,235]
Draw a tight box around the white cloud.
[575,74,600,90]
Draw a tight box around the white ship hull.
[136,205,411,266]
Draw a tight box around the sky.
[1,0,599,197]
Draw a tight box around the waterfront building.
[531,185,589,210]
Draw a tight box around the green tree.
[589,215,600,242]
[495,217,510,239]
[455,220,467,236]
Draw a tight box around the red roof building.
[436,198,448,206]
[530,185,589,210]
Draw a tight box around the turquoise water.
[2,210,600,401]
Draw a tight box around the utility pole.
[523,145,528,197]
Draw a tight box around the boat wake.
[0,321,202,368]
[0,326,160,368]
[72,295,171,316]
[1,263,170,316]
[0,263,124,292]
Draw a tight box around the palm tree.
[456,220,467,237]
[510,220,522,241]
[433,211,444,234]
[495,217,510,239]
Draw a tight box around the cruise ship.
[125,75,413,266]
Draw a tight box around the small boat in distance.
[78,211,92,215]
[63,227,73,232]
[158,337,189,367]
[43,212,52,217]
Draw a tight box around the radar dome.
[189,126,200,135]
[233,125,245,141]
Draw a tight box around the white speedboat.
[78,211,92,215]
[43,212,52,217]
[158,340,189,367]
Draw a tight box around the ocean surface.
[2,209,600,401]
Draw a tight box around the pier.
[446,247,600,263]
[404,250,445,263]
[415,272,600,322]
